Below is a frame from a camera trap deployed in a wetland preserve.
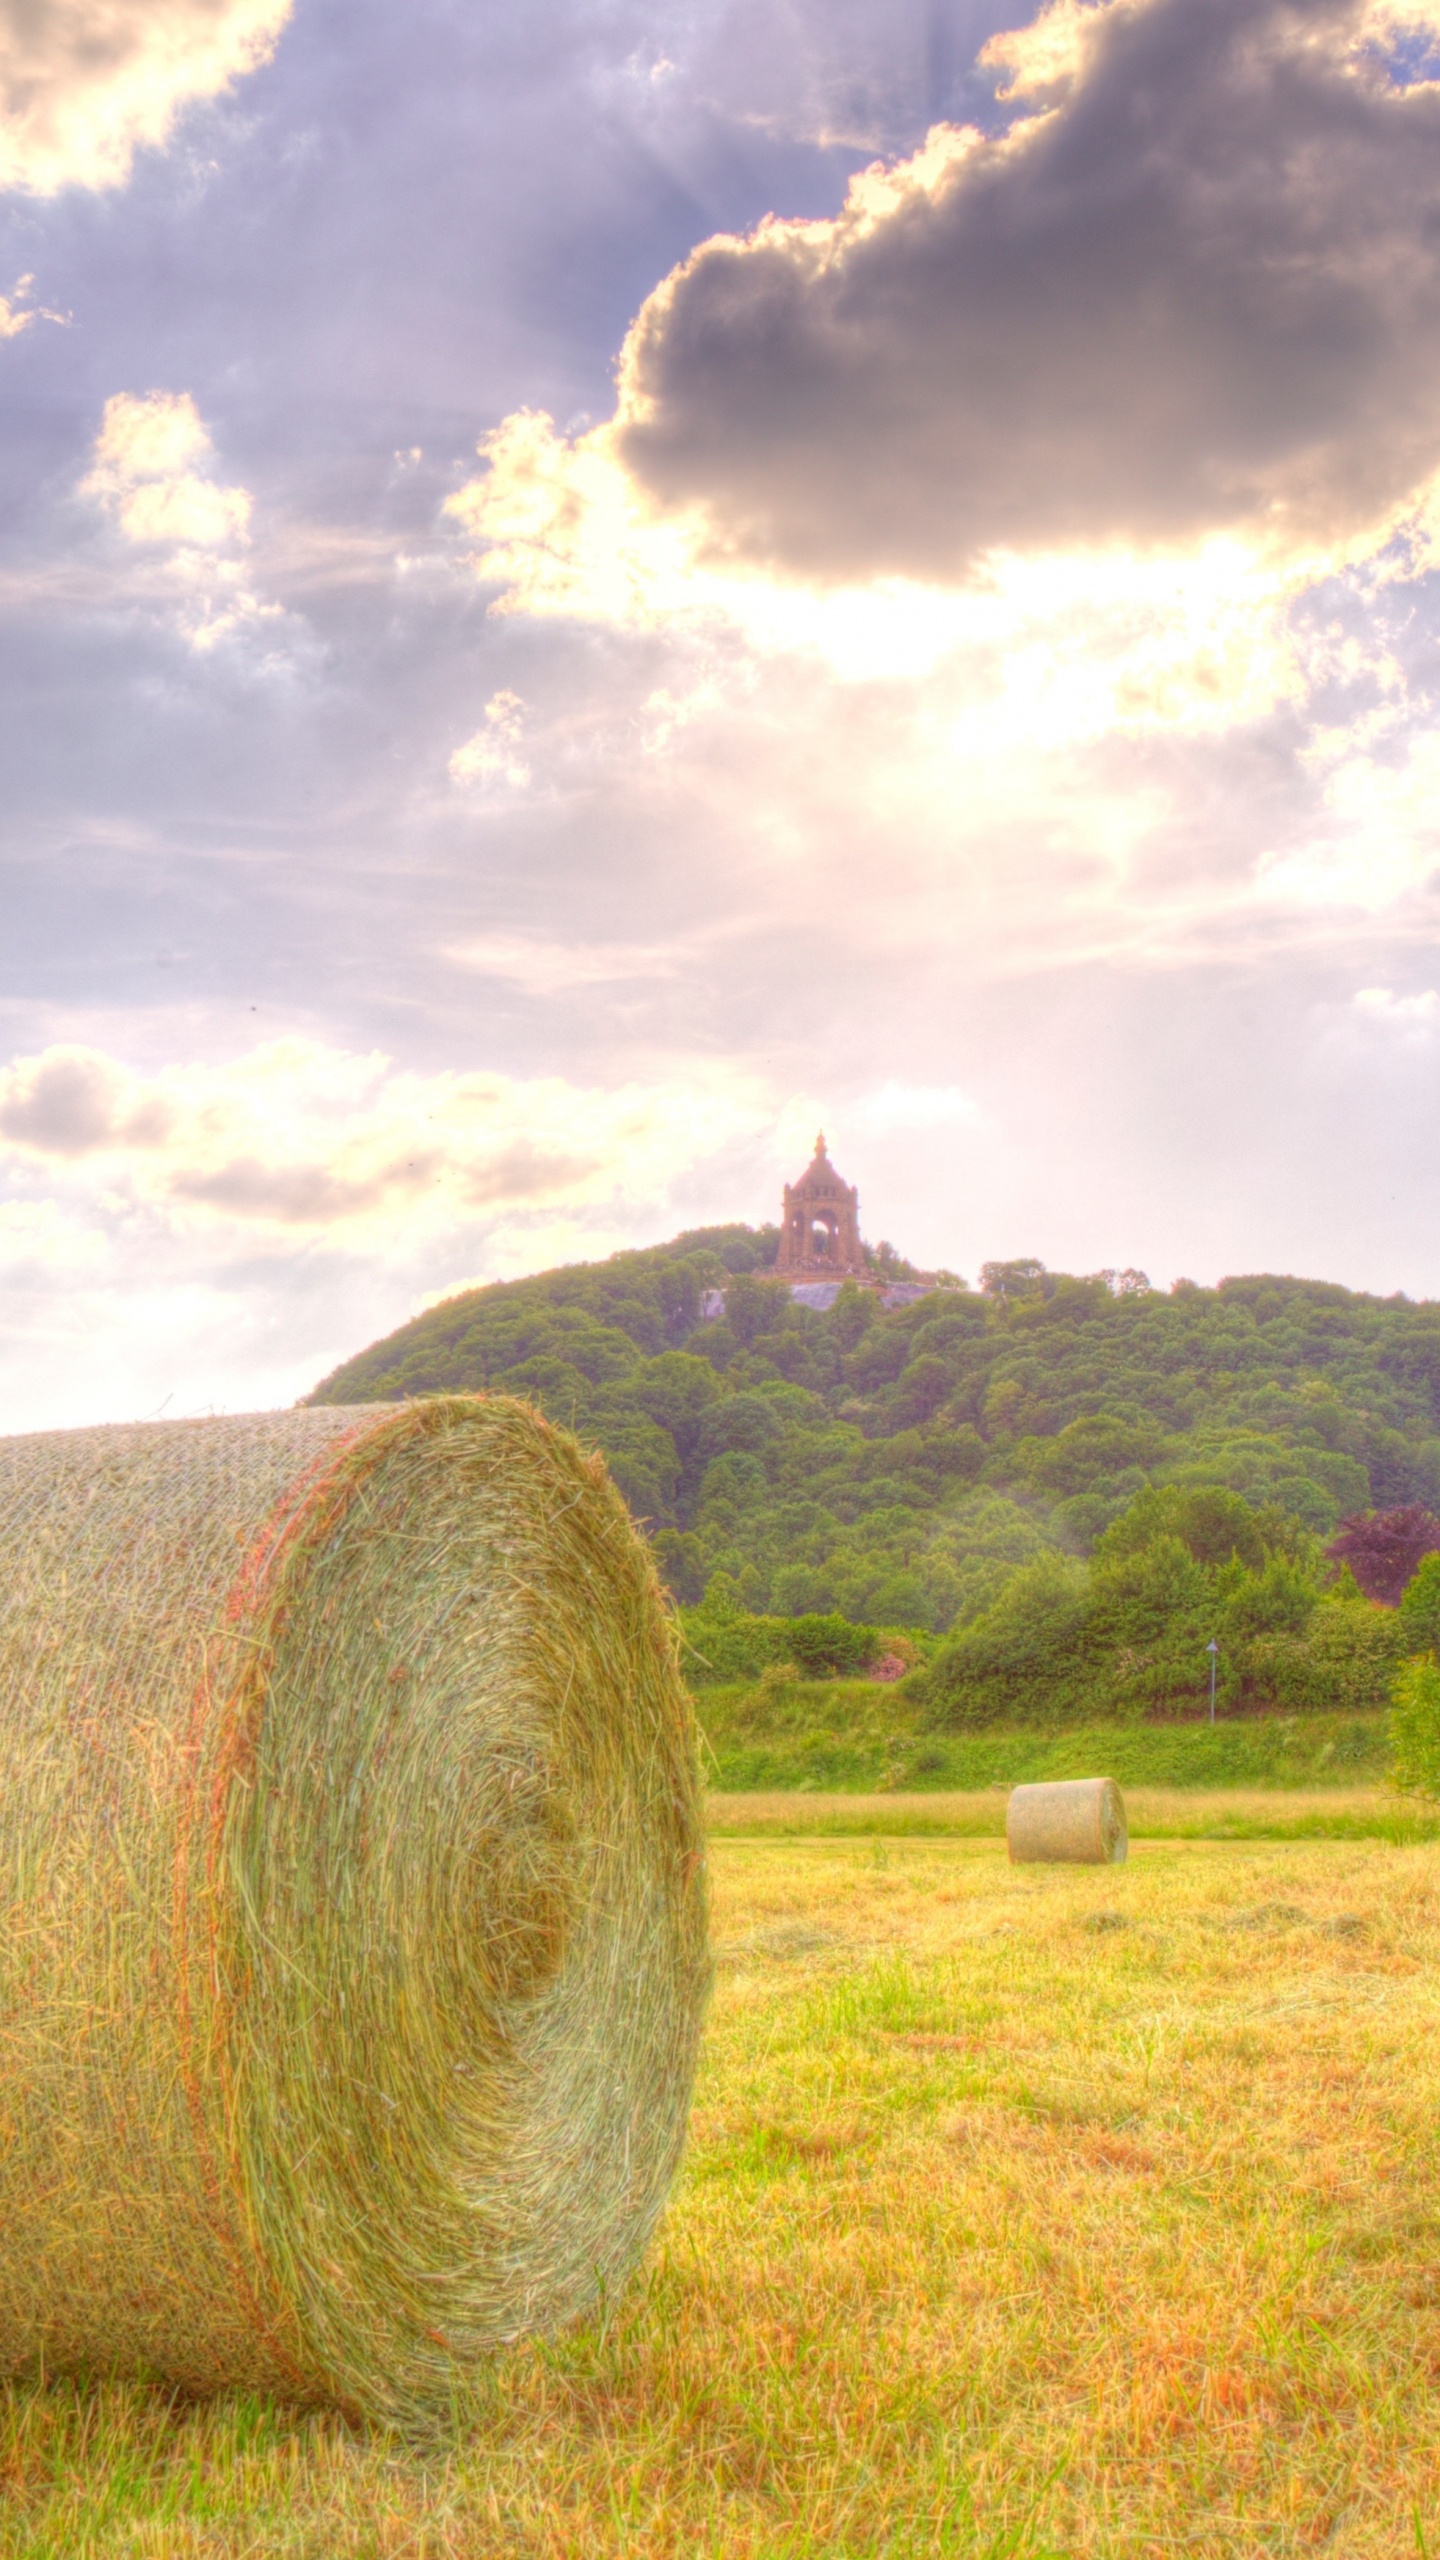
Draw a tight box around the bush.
[917,1553,1093,1729]
[1399,1552,1440,1654]
[785,1612,879,1678]
[1391,1655,1440,1796]
[1242,1597,1405,1715]
[912,1491,1406,1732]
[678,1601,908,1685]
[679,1609,784,1685]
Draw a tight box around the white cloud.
[0,1036,769,1242]
[1256,726,1440,912]
[1353,985,1440,1035]
[0,0,292,195]
[637,674,730,753]
[0,1035,813,1430]
[84,389,251,548]
[858,1081,984,1135]
[449,688,531,788]
[442,407,1440,992]
[80,389,290,653]
[442,934,688,996]
[0,1197,110,1282]
[0,272,64,338]
[448,407,1322,754]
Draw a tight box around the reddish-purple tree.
[1325,1506,1440,1605]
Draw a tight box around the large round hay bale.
[1007,1777,1127,1865]
[0,1397,708,2425]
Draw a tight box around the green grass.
[705,1785,1440,1842]
[696,1678,1392,1794]
[5,1832,1440,2551]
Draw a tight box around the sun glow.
[447,410,1411,751]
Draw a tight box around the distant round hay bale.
[1007,1778,1127,1865]
[0,1397,708,2426]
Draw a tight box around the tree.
[979,1258,1047,1306]
[655,1257,705,1342]
[1325,1506,1440,1605]
[310,1229,1440,1657]
[723,1274,792,1347]
[830,1280,877,1352]
[1399,1551,1440,1654]
[1097,1483,1269,1572]
[652,1529,706,1605]
[864,1238,919,1279]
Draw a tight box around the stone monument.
[775,1134,868,1280]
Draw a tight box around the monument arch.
[775,1135,867,1281]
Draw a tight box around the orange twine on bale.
[0,1397,709,2427]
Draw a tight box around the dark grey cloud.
[167,1140,591,1223]
[168,1152,438,1222]
[461,1146,598,1207]
[0,1047,171,1152]
[616,0,1440,578]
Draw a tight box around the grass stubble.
[4,1833,1440,2556]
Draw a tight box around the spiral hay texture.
[0,1397,708,2426]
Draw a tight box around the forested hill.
[307,1232,1440,1634]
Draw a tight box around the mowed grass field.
[706,1785,1440,1843]
[5,1824,1440,2556]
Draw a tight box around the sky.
[5,0,1440,1429]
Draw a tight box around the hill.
[308,1232,1440,1656]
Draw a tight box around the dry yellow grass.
[3,1832,1440,2554]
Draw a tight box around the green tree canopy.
[310,1233,1440,1652]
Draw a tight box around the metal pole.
[1206,1639,1218,1724]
